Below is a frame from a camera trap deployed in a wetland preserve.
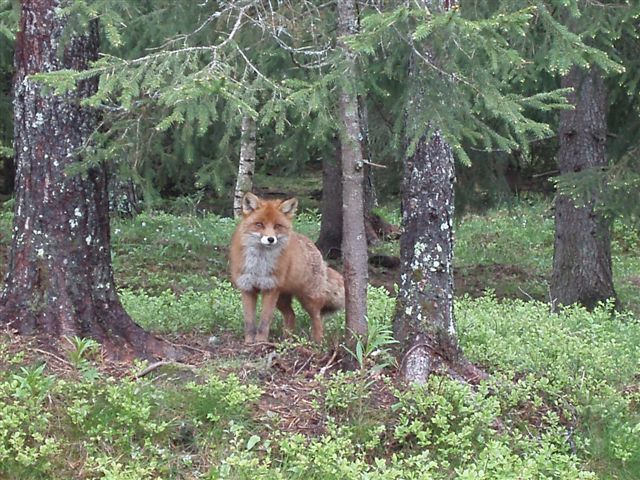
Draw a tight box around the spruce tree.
[0,0,177,360]
[350,0,618,381]
[552,65,617,309]
[551,2,640,308]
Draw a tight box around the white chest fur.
[236,236,288,291]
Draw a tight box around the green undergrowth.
[362,197,639,312]
[109,208,321,294]
[1,295,639,478]
[1,199,639,478]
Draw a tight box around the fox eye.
[254,222,264,228]
[274,224,283,229]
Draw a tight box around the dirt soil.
[368,260,547,300]
[0,328,400,437]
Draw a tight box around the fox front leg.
[255,289,279,343]
[241,290,258,344]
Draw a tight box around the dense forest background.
[0,1,639,479]
[0,0,638,215]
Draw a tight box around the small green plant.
[0,364,59,478]
[343,318,397,371]
[185,373,262,428]
[612,219,640,253]
[120,281,243,334]
[318,370,373,421]
[65,335,101,370]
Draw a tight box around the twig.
[517,286,535,302]
[251,341,279,348]
[170,342,211,355]
[532,169,560,178]
[294,354,314,376]
[32,348,73,368]
[362,159,388,169]
[319,350,338,375]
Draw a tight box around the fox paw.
[254,331,270,343]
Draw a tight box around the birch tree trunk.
[233,114,256,218]
[0,0,178,360]
[551,66,616,309]
[337,0,368,365]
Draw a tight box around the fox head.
[240,192,298,248]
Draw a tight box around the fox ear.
[242,192,261,216]
[279,197,298,217]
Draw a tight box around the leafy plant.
[0,364,58,479]
[342,319,397,371]
[65,335,101,370]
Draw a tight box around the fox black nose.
[267,236,275,244]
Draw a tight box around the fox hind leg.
[277,294,296,337]
[301,298,324,343]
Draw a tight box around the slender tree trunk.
[233,114,256,218]
[316,139,343,259]
[394,0,482,384]
[109,176,142,217]
[551,66,616,309]
[359,96,378,215]
[317,101,381,258]
[1,156,14,195]
[0,0,178,360]
[359,95,384,246]
[337,0,368,365]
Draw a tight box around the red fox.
[230,192,345,344]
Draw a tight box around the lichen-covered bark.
[0,0,177,360]
[393,0,484,385]
[394,129,459,384]
[233,114,256,218]
[551,66,616,309]
[337,0,368,362]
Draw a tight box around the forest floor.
[0,179,639,479]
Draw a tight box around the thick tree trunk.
[233,114,256,218]
[394,0,482,384]
[394,130,460,383]
[316,140,343,259]
[551,66,616,309]
[337,0,368,365]
[0,0,177,360]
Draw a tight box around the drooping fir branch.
[33,0,344,145]
[554,152,640,224]
[349,2,622,164]
[0,0,17,159]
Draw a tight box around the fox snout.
[260,235,278,246]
